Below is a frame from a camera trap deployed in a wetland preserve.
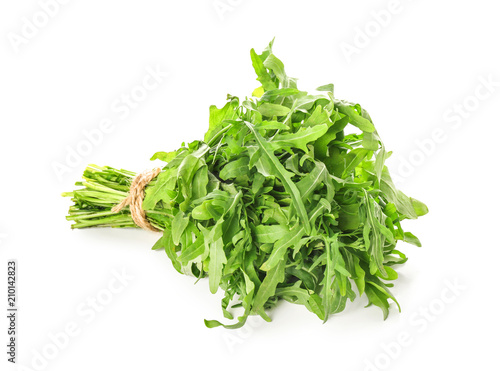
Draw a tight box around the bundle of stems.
[63,165,171,230]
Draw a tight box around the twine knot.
[112,168,162,232]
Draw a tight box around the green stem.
[63,165,166,230]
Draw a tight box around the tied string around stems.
[111,168,162,232]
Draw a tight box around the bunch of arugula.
[64,41,428,328]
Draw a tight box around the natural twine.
[111,168,162,232]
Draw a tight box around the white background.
[1,1,499,370]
